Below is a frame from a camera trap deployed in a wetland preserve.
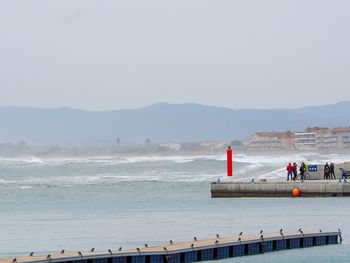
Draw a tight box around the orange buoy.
[292,188,300,197]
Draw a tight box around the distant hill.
[0,102,350,146]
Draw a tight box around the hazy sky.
[1,0,349,110]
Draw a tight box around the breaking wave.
[0,153,350,187]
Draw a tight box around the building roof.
[254,132,295,138]
[329,127,350,133]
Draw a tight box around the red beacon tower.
[227,146,233,176]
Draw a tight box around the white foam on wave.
[1,152,350,186]
[19,186,32,189]
[0,156,45,164]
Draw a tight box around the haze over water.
[0,152,349,262]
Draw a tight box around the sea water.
[0,153,349,262]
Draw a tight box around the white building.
[159,143,181,152]
[294,132,317,150]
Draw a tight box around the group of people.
[286,162,348,183]
[286,162,307,182]
[323,162,336,180]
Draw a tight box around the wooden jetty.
[1,230,340,263]
[211,180,350,198]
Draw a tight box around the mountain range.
[0,102,350,146]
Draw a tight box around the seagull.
[136,248,141,253]
[90,248,95,252]
[118,247,122,251]
[163,247,168,252]
[78,252,82,257]
[216,234,220,238]
[145,244,148,248]
[298,228,304,234]
[190,244,194,248]
[260,234,264,239]
[239,232,243,236]
[280,229,283,233]
[47,254,51,260]
[12,259,17,263]
[169,240,173,245]
[29,252,34,256]
[238,237,241,242]
[60,250,65,254]
[260,230,263,234]
[194,237,197,241]
[108,249,112,255]
[215,240,219,245]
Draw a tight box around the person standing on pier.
[324,163,330,180]
[292,163,298,181]
[330,163,336,179]
[286,163,293,181]
[300,163,306,182]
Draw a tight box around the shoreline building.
[159,142,181,152]
[247,127,350,151]
[294,132,317,150]
[316,128,350,149]
[247,131,295,151]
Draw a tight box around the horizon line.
[0,101,349,112]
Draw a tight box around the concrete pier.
[0,231,340,263]
[211,180,350,197]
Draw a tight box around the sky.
[0,0,349,110]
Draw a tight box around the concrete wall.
[211,181,350,197]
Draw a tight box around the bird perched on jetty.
[29,252,34,256]
[193,237,197,241]
[60,250,65,254]
[280,229,284,237]
[238,237,241,242]
[216,234,220,238]
[191,243,194,248]
[298,228,304,234]
[47,254,51,260]
[78,252,82,257]
[108,249,112,255]
[136,248,141,253]
[239,232,243,236]
[163,247,168,252]
[118,247,122,251]
[90,248,95,252]
[12,259,17,263]
[169,240,173,245]
[215,240,219,245]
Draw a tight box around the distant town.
[1,127,350,156]
[161,127,350,152]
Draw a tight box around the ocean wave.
[1,153,350,167]
[1,153,350,186]
[0,156,45,164]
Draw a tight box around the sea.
[0,152,349,262]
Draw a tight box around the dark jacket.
[324,164,330,174]
[293,165,298,175]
